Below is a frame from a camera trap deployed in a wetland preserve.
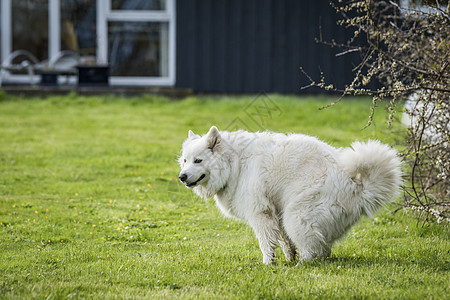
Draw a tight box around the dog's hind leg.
[285,219,330,263]
[282,196,332,264]
[278,229,296,262]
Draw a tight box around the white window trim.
[1,0,12,62]
[49,0,60,59]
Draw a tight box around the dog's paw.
[262,254,276,265]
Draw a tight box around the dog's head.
[178,126,230,198]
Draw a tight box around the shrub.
[302,0,450,223]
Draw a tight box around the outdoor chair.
[0,50,41,86]
[0,50,80,86]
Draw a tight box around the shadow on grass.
[290,253,450,274]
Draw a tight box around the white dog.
[179,126,402,265]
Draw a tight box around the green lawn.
[0,93,448,299]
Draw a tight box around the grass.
[0,93,448,299]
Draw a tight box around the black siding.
[176,0,363,94]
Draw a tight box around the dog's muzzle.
[179,173,205,187]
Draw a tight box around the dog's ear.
[188,130,199,139]
[206,126,221,152]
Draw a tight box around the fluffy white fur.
[179,126,402,265]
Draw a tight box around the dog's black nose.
[179,173,187,182]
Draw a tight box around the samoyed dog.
[179,126,402,265]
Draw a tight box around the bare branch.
[301,0,450,224]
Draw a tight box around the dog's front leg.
[249,211,281,265]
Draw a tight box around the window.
[98,0,176,86]
[0,0,49,84]
[400,0,449,13]
[0,0,176,86]
[12,0,49,62]
[60,0,96,58]
[108,22,169,77]
[112,0,166,11]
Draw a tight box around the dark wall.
[176,0,363,94]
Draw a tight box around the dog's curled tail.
[339,140,402,217]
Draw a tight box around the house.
[0,0,369,93]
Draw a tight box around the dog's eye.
[183,159,186,163]
[194,159,203,164]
